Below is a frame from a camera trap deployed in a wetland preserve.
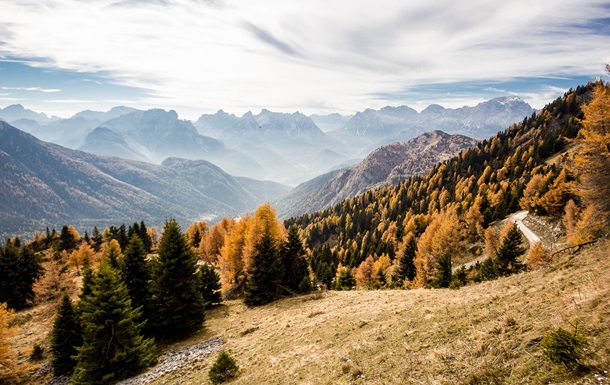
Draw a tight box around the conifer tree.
[51,293,82,376]
[280,225,309,293]
[243,232,282,306]
[430,253,452,288]
[197,264,222,307]
[72,262,156,385]
[150,219,204,338]
[397,234,417,282]
[333,264,356,290]
[121,235,153,332]
[105,239,123,269]
[0,241,43,310]
[496,223,526,275]
[138,221,152,253]
[79,265,95,304]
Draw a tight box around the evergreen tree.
[51,293,82,376]
[59,225,80,251]
[121,235,153,333]
[280,226,309,293]
[79,265,95,303]
[243,232,282,306]
[105,239,123,269]
[496,223,526,275]
[430,253,452,288]
[72,262,156,385]
[138,221,152,253]
[150,219,204,339]
[333,267,356,290]
[0,241,43,310]
[91,227,102,247]
[197,264,222,307]
[117,224,128,250]
[397,234,417,282]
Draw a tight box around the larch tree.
[150,219,204,339]
[51,293,82,376]
[217,216,250,297]
[72,262,156,385]
[572,82,610,238]
[104,239,123,269]
[0,303,16,382]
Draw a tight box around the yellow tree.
[243,203,286,275]
[526,242,551,270]
[572,83,610,238]
[68,242,95,275]
[414,210,460,287]
[199,218,235,263]
[217,215,250,297]
[355,256,377,288]
[0,303,16,382]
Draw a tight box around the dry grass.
[12,239,610,385]
[148,239,610,385]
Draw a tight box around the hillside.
[14,238,610,385]
[0,122,290,239]
[277,131,478,218]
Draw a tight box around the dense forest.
[1,81,609,384]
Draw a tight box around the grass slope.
[12,239,609,385]
[148,240,609,385]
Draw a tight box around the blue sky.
[1,0,609,119]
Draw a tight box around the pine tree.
[280,226,309,293]
[197,264,222,307]
[496,223,526,275]
[397,234,417,282]
[51,293,82,376]
[430,253,452,288]
[0,241,43,310]
[333,265,356,290]
[150,219,204,339]
[138,221,152,253]
[121,235,153,333]
[243,232,282,306]
[79,265,95,303]
[71,262,156,385]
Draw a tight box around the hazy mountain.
[71,106,140,121]
[0,121,290,239]
[80,109,265,179]
[277,131,478,218]
[196,109,348,184]
[328,96,535,157]
[0,104,57,125]
[309,112,352,132]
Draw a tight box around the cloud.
[0,0,608,117]
[1,86,61,93]
[243,22,301,57]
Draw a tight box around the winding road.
[510,211,540,245]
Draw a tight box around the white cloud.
[1,86,61,93]
[1,0,608,118]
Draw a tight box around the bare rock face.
[277,130,478,218]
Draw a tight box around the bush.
[541,323,589,371]
[30,344,44,361]
[209,350,239,384]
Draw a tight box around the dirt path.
[509,211,541,245]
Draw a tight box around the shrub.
[541,323,589,371]
[209,350,239,384]
[30,344,44,361]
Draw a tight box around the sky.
[0,0,609,120]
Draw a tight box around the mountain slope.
[0,122,290,238]
[80,109,265,178]
[277,131,478,218]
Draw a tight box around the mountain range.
[2,96,534,185]
[277,130,479,218]
[0,121,290,239]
